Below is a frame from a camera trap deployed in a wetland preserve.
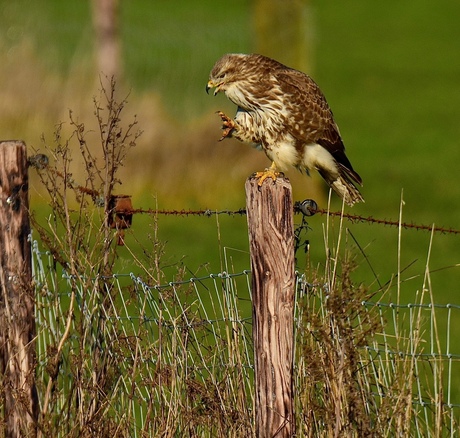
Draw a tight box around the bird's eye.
[217,72,226,80]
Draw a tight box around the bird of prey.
[206,53,364,206]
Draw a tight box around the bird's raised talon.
[216,111,235,141]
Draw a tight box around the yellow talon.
[254,162,282,186]
[216,111,235,141]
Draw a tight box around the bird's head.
[206,53,247,96]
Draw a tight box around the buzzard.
[206,53,364,206]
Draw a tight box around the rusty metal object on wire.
[108,195,133,245]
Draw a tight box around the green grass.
[315,0,460,223]
[121,0,250,113]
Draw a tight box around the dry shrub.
[296,254,379,437]
[30,80,142,437]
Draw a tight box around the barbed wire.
[126,204,460,235]
[27,156,460,236]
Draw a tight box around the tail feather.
[330,176,364,206]
[318,164,364,206]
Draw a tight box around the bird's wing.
[274,68,362,185]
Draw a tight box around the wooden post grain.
[0,141,38,437]
[245,176,295,437]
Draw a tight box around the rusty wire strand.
[27,157,460,236]
[311,207,460,235]
[127,206,460,235]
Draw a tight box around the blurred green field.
[1,0,460,298]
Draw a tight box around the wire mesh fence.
[32,236,460,437]
[33,240,255,436]
[362,300,460,435]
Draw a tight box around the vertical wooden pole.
[91,0,121,82]
[245,176,296,437]
[0,141,38,437]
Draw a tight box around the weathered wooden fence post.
[245,176,296,437]
[0,141,38,437]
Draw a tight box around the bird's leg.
[254,161,282,186]
[216,111,236,141]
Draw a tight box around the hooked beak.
[206,80,221,96]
